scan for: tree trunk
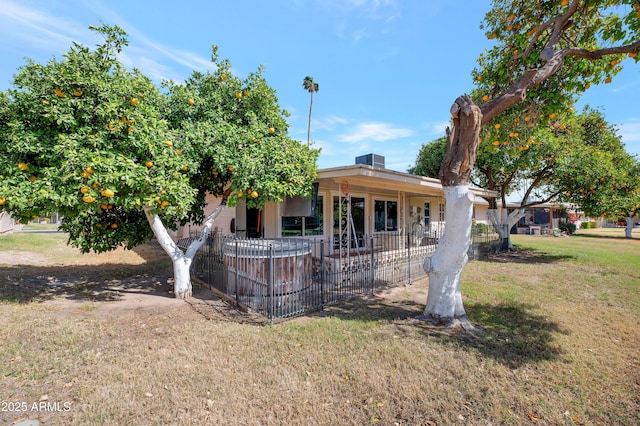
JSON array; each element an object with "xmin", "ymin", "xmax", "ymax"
[
  {"xmin": 144, "ymin": 202, "xmax": 226, "ymax": 299},
  {"xmin": 488, "ymin": 208, "xmax": 525, "ymax": 251},
  {"xmin": 417, "ymin": 186, "xmax": 475, "ymax": 328},
  {"xmin": 624, "ymin": 217, "xmax": 634, "ymax": 239},
  {"xmin": 417, "ymin": 95, "xmax": 481, "ymax": 330}
]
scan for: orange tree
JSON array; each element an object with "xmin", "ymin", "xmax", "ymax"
[
  {"xmin": 552, "ymin": 113, "xmax": 640, "ymax": 238},
  {"xmin": 0, "ymin": 25, "xmax": 319, "ymax": 298},
  {"xmin": 419, "ymin": 0, "xmax": 640, "ymax": 328}
]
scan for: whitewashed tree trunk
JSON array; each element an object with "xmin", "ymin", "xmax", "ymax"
[
  {"xmin": 144, "ymin": 203, "xmax": 226, "ymax": 299},
  {"xmin": 624, "ymin": 217, "xmax": 634, "ymax": 239},
  {"xmin": 488, "ymin": 208, "xmax": 525, "ymax": 250},
  {"xmin": 416, "ymin": 95, "xmax": 482, "ymax": 330},
  {"xmin": 417, "ymin": 186, "xmax": 475, "ymax": 329}
]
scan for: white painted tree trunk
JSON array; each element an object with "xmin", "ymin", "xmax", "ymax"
[
  {"xmin": 417, "ymin": 186, "xmax": 475, "ymax": 329},
  {"xmin": 144, "ymin": 204, "xmax": 226, "ymax": 299},
  {"xmin": 488, "ymin": 208, "xmax": 525, "ymax": 250},
  {"xmin": 624, "ymin": 217, "xmax": 634, "ymax": 239}
]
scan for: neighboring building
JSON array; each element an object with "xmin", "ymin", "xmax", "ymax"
[{"xmin": 171, "ymin": 154, "xmax": 497, "ymax": 242}]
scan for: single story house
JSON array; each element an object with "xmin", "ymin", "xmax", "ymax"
[{"xmin": 171, "ymin": 154, "xmax": 497, "ymax": 243}]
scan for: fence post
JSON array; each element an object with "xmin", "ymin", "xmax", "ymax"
[
  {"xmin": 234, "ymin": 238, "xmax": 239, "ymax": 303},
  {"xmin": 370, "ymin": 236, "xmax": 375, "ymax": 295},
  {"xmin": 407, "ymin": 232, "xmax": 411, "ymax": 285},
  {"xmin": 268, "ymin": 243, "xmax": 274, "ymax": 321},
  {"xmin": 320, "ymin": 239, "xmax": 325, "ymax": 309}
]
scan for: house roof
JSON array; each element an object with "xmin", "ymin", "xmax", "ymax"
[{"xmin": 317, "ymin": 164, "xmax": 497, "ymax": 200}]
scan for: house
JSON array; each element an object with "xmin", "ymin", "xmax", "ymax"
[
  {"xmin": 504, "ymin": 201, "xmax": 573, "ymax": 235},
  {"xmin": 172, "ymin": 154, "xmax": 497, "ymax": 242},
  {"xmin": 178, "ymin": 154, "xmax": 498, "ymax": 321}
]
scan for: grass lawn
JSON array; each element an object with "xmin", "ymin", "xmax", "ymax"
[{"xmin": 0, "ymin": 228, "xmax": 638, "ymax": 425}]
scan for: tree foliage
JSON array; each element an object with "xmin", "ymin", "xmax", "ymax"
[
  {"xmin": 0, "ymin": 25, "xmax": 319, "ymax": 255},
  {"xmin": 408, "ymin": 137, "xmax": 447, "ymax": 179}
]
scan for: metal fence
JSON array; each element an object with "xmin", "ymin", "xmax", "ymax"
[{"xmin": 183, "ymin": 226, "xmax": 501, "ymax": 322}]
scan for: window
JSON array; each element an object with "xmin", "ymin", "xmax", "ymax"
[
  {"xmin": 374, "ymin": 199, "xmax": 398, "ymax": 232},
  {"xmin": 439, "ymin": 203, "xmax": 445, "ymax": 222},
  {"xmin": 424, "ymin": 202, "xmax": 430, "ymax": 227},
  {"xmin": 281, "ymin": 196, "xmax": 323, "ymax": 236}
]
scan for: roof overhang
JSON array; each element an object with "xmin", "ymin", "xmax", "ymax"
[{"xmin": 317, "ymin": 165, "xmax": 497, "ymax": 200}]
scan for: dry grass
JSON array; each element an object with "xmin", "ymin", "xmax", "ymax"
[{"xmin": 1, "ymin": 227, "xmax": 639, "ymax": 425}]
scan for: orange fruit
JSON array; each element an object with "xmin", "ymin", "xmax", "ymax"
[
  {"xmin": 629, "ymin": 52, "xmax": 637, "ymax": 58},
  {"xmin": 80, "ymin": 186, "xmax": 90, "ymax": 194},
  {"xmin": 243, "ymin": 91, "xmax": 250, "ymax": 97},
  {"xmin": 18, "ymin": 162, "xmax": 28, "ymax": 171},
  {"xmin": 269, "ymin": 127, "xmax": 275, "ymax": 134},
  {"xmin": 82, "ymin": 195, "xmax": 96, "ymax": 203},
  {"xmin": 86, "ymin": 167, "xmax": 94, "ymax": 174},
  {"xmin": 0, "ymin": 197, "xmax": 5, "ymax": 205},
  {"xmin": 54, "ymin": 89, "xmax": 65, "ymax": 97},
  {"xmin": 188, "ymin": 98, "xmax": 195, "ymax": 105},
  {"xmin": 482, "ymin": 95, "xmax": 489, "ymax": 102},
  {"xmin": 130, "ymin": 98, "xmax": 139, "ymax": 106},
  {"xmin": 251, "ymin": 191, "xmax": 259, "ymax": 199},
  {"xmin": 111, "ymin": 223, "xmax": 118, "ymax": 229},
  {"xmin": 494, "ymin": 123, "xmax": 501, "ymax": 129},
  {"xmin": 41, "ymin": 99, "xmax": 49, "ymax": 105},
  {"xmin": 549, "ymin": 113, "xmax": 556, "ymax": 119},
  {"xmin": 561, "ymin": 0, "xmax": 568, "ymax": 6},
  {"xmin": 235, "ymin": 92, "xmax": 242, "ymax": 99},
  {"xmin": 145, "ymin": 160, "xmax": 153, "ymax": 168},
  {"xmin": 492, "ymin": 141, "xmax": 501, "ymax": 146},
  {"xmin": 101, "ymin": 189, "xmax": 115, "ymax": 197},
  {"xmin": 605, "ymin": 76, "xmax": 612, "ymax": 84},
  {"xmin": 28, "ymin": 176, "xmax": 37, "ymax": 182},
  {"xmin": 160, "ymin": 200, "xmax": 169, "ymax": 209},
  {"xmin": 237, "ymin": 192, "xmax": 244, "ymax": 197},
  {"xmin": 165, "ymin": 141, "xmax": 173, "ymax": 147},
  {"xmin": 73, "ymin": 90, "xmax": 83, "ymax": 97},
  {"xmin": 101, "ymin": 203, "xmax": 108, "ymax": 209}
]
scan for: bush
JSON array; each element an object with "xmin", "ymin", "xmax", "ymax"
[
  {"xmin": 560, "ymin": 222, "xmax": 577, "ymax": 235},
  {"xmin": 581, "ymin": 221, "xmax": 591, "ymax": 229},
  {"xmin": 473, "ymin": 222, "xmax": 487, "ymax": 235}
]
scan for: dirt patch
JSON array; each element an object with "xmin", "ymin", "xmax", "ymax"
[{"xmin": 0, "ymin": 250, "xmax": 47, "ymax": 265}]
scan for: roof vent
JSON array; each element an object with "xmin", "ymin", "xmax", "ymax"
[{"xmin": 355, "ymin": 153, "xmax": 385, "ymax": 169}]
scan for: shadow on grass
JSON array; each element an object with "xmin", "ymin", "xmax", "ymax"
[
  {"xmin": 0, "ymin": 261, "xmax": 173, "ymax": 304},
  {"xmin": 317, "ymin": 296, "xmax": 566, "ymax": 369},
  {"xmin": 484, "ymin": 247, "xmax": 575, "ymax": 264},
  {"xmin": 573, "ymin": 232, "xmax": 638, "ymax": 240}
]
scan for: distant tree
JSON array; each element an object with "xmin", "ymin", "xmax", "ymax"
[
  {"xmin": 0, "ymin": 25, "xmax": 319, "ymax": 299},
  {"xmin": 408, "ymin": 137, "xmax": 447, "ymax": 178},
  {"xmin": 419, "ymin": 0, "xmax": 640, "ymax": 329},
  {"xmin": 302, "ymin": 76, "xmax": 319, "ymax": 147}
]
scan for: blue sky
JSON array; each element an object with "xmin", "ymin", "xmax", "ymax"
[{"xmin": 1, "ymin": 0, "xmax": 639, "ymax": 172}]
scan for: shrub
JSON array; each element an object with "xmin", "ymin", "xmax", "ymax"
[
  {"xmin": 581, "ymin": 221, "xmax": 591, "ymax": 229},
  {"xmin": 560, "ymin": 222, "xmax": 577, "ymax": 235}
]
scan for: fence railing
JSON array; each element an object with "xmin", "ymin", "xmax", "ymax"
[{"xmin": 182, "ymin": 226, "xmax": 501, "ymax": 322}]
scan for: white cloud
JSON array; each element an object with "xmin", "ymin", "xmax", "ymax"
[
  {"xmin": 428, "ymin": 120, "xmax": 450, "ymax": 136},
  {"xmin": 338, "ymin": 121, "xmax": 413, "ymax": 143},
  {"xmin": 0, "ymin": 1, "xmax": 97, "ymax": 53},
  {"xmin": 313, "ymin": 114, "xmax": 350, "ymax": 131}
]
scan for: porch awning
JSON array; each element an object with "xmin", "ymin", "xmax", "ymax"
[{"xmin": 317, "ymin": 164, "xmax": 497, "ymax": 199}]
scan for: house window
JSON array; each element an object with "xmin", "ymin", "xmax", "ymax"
[
  {"xmin": 374, "ymin": 199, "xmax": 398, "ymax": 232},
  {"xmin": 424, "ymin": 202, "xmax": 430, "ymax": 227},
  {"xmin": 439, "ymin": 203, "xmax": 445, "ymax": 222},
  {"xmin": 281, "ymin": 196, "xmax": 323, "ymax": 236}
]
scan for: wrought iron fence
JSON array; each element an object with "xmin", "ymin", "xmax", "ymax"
[{"xmin": 182, "ymin": 225, "xmax": 500, "ymax": 322}]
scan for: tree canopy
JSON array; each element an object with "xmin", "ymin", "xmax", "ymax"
[{"xmin": 0, "ymin": 24, "xmax": 319, "ymax": 256}]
